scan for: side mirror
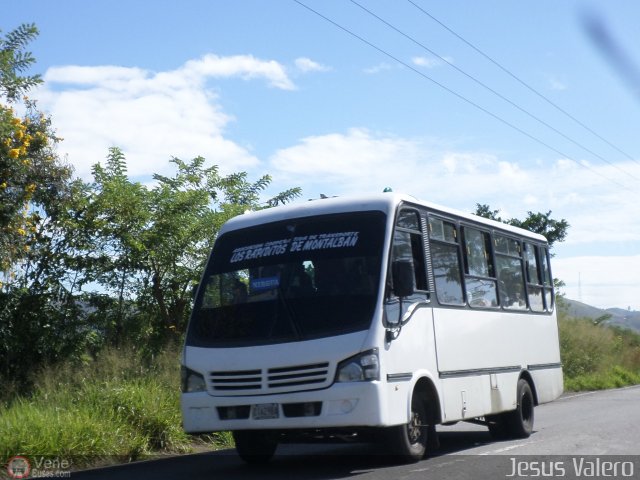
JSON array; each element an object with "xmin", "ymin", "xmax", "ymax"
[{"xmin": 392, "ymin": 259, "xmax": 415, "ymax": 298}]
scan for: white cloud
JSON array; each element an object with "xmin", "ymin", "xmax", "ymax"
[
  {"xmin": 182, "ymin": 54, "xmax": 295, "ymax": 90},
  {"xmin": 412, "ymin": 55, "xmax": 452, "ymax": 68},
  {"xmin": 38, "ymin": 54, "xmax": 297, "ymax": 178},
  {"xmin": 45, "ymin": 65, "xmax": 148, "ymax": 86},
  {"xmin": 269, "ymin": 128, "xmax": 430, "ymax": 195},
  {"xmin": 294, "ymin": 57, "xmax": 331, "ymax": 73},
  {"xmin": 546, "ymin": 74, "xmax": 568, "ymax": 91},
  {"xmin": 412, "ymin": 56, "xmax": 441, "ymax": 68},
  {"xmin": 363, "ymin": 62, "xmax": 393, "ymax": 74}
]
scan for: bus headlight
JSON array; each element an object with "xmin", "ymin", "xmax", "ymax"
[
  {"xmin": 181, "ymin": 366, "xmax": 206, "ymax": 393},
  {"xmin": 336, "ymin": 349, "xmax": 379, "ymax": 382}
]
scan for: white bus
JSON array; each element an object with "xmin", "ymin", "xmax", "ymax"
[{"xmin": 181, "ymin": 193, "xmax": 563, "ymax": 463}]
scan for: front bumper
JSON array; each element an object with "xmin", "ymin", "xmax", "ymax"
[{"xmin": 181, "ymin": 381, "xmax": 386, "ymax": 433}]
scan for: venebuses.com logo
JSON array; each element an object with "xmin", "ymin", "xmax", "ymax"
[
  {"xmin": 6, "ymin": 456, "xmax": 30, "ymax": 479},
  {"xmin": 5, "ymin": 455, "xmax": 71, "ymax": 479}
]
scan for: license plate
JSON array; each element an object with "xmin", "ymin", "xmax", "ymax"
[{"xmin": 252, "ymin": 403, "xmax": 279, "ymax": 420}]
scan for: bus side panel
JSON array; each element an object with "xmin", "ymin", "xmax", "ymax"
[
  {"xmin": 530, "ymin": 367, "xmax": 564, "ymax": 404},
  {"xmin": 432, "ymin": 307, "xmax": 562, "ymax": 420},
  {"xmin": 439, "ymin": 373, "xmax": 520, "ymax": 422},
  {"xmin": 433, "ymin": 309, "xmax": 561, "ymax": 373}
]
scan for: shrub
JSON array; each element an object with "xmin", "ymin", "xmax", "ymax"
[{"xmin": 559, "ymin": 312, "xmax": 640, "ymax": 391}]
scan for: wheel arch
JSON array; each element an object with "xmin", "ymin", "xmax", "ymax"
[
  {"xmin": 411, "ymin": 374, "xmax": 443, "ymax": 425},
  {"xmin": 519, "ymin": 370, "xmax": 539, "ymax": 406}
]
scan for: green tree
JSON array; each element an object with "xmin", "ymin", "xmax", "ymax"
[
  {"xmin": 1, "ymin": 25, "xmax": 89, "ymax": 386},
  {"xmin": 0, "ymin": 24, "xmax": 71, "ymax": 274},
  {"xmin": 79, "ymin": 148, "xmax": 301, "ymax": 345},
  {"xmin": 1, "ymin": 100, "xmax": 73, "ymax": 273},
  {"xmin": 474, "ymin": 204, "xmax": 569, "ymax": 249},
  {"xmin": 0, "ymin": 23, "xmax": 41, "ymax": 103}
]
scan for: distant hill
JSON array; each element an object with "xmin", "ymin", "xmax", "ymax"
[{"xmin": 561, "ymin": 298, "xmax": 640, "ymax": 334}]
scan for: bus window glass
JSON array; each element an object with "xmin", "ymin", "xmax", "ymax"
[
  {"xmin": 429, "ymin": 218, "xmax": 456, "ymax": 243},
  {"xmin": 544, "ymin": 290, "xmax": 553, "ymax": 311},
  {"xmin": 431, "ymin": 243, "xmax": 464, "ymax": 305},
  {"xmin": 524, "ymin": 243, "xmax": 540, "ymax": 284},
  {"xmin": 529, "ymin": 286, "xmax": 544, "ymax": 312},
  {"xmin": 397, "ymin": 210, "xmax": 421, "ymax": 230},
  {"xmin": 464, "ymin": 228, "xmax": 491, "ymax": 277},
  {"xmin": 540, "ymin": 247, "xmax": 554, "ymax": 310},
  {"xmin": 524, "ymin": 243, "xmax": 546, "ymax": 312},
  {"xmin": 187, "ymin": 211, "xmax": 386, "ymax": 347},
  {"xmin": 541, "ymin": 249, "xmax": 552, "ymax": 286},
  {"xmin": 463, "ymin": 227, "xmax": 497, "ymax": 308},
  {"xmin": 496, "ymin": 256, "xmax": 526, "ymax": 309},
  {"xmin": 466, "ymin": 277, "xmax": 498, "ymax": 307},
  {"xmin": 202, "ymin": 270, "xmax": 251, "ymax": 308},
  {"xmin": 393, "ymin": 230, "xmax": 427, "ymax": 292},
  {"xmin": 430, "ymin": 227, "xmax": 464, "ymax": 305},
  {"xmin": 495, "ymin": 236, "xmax": 520, "ymax": 256}
]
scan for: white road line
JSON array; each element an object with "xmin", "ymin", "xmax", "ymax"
[{"xmin": 478, "ymin": 442, "xmax": 532, "ymax": 455}]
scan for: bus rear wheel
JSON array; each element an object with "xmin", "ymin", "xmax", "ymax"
[
  {"xmin": 505, "ymin": 378, "xmax": 534, "ymax": 438},
  {"xmin": 232, "ymin": 430, "xmax": 278, "ymax": 464},
  {"xmin": 384, "ymin": 395, "xmax": 429, "ymax": 462}
]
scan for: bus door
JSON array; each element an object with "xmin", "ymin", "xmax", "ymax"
[{"xmin": 383, "ymin": 208, "xmax": 437, "ymax": 405}]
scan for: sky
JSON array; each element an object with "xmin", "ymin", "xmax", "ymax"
[{"xmin": 3, "ymin": 0, "xmax": 640, "ymax": 310}]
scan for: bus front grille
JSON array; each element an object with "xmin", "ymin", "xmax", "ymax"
[{"xmin": 209, "ymin": 362, "xmax": 331, "ymax": 395}]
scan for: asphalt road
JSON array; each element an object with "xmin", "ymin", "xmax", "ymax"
[{"xmin": 73, "ymin": 386, "xmax": 640, "ymax": 480}]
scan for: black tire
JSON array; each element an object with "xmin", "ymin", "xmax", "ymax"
[
  {"xmin": 504, "ymin": 378, "xmax": 535, "ymax": 438},
  {"xmin": 384, "ymin": 394, "xmax": 429, "ymax": 462},
  {"xmin": 232, "ymin": 430, "xmax": 278, "ymax": 465}
]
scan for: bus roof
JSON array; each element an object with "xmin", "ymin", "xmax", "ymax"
[{"xmin": 220, "ymin": 193, "xmax": 548, "ymax": 243}]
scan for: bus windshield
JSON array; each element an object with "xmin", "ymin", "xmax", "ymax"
[{"xmin": 186, "ymin": 211, "xmax": 386, "ymax": 347}]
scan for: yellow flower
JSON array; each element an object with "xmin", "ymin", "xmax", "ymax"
[
  {"xmin": 8, "ymin": 148, "xmax": 20, "ymax": 159},
  {"xmin": 26, "ymin": 184, "xmax": 36, "ymax": 194},
  {"xmin": 17, "ymin": 228, "xmax": 26, "ymax": 236},
  {"xmin": 0, "ymin": 182, "xmax": 6, "ymax": 189}
]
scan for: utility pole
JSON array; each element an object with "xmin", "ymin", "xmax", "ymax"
[{"xmin": 578, "ymin": 272, "xmax": 583, "ymax": 303}]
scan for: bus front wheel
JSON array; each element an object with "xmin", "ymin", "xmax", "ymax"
[
  {"xmin": 384, "ymin": 394, "xmax": 429, "ymax": 462},
  {"xmin": 232, "ymin": 430, "xmax": 278, "ymax": 464}
]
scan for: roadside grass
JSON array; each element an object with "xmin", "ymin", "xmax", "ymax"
[
  {"xmin": 558, "ymin": 310, "xmax": 640, "ymax": 391},
  {"xmin": 0, "ymin": 343, "xmax": 222, "ymax": 467}
]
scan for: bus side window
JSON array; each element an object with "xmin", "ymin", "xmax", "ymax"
[
  {"xmin": 391, "ymin": 210, "xmax": 427, "ymax": 295},
  {"xmin": 429, "ymin": 217, "xmax": 464, "ymax": 305},
  {"xmin": 462, "ymin": 227, "xmax": 498, "ymax": 308},
  {"xmin": 495, "ymin": 235, "xmax": 526, "ymax": 310},
  {"xmin": 524, "ymin": 243, "xmax": 544, "ymax": 312},
  {"xmin": 540, "ymin": 247, "xmax": 555, "ymax": 311}
]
